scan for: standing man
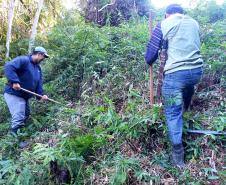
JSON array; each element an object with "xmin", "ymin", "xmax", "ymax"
[
  {"xmin": 145, "ymin": 4, "xmax": 203, "ymax": 167},
  {"xmin": 4, "ymin": 46, "xmax": 49, "ymax": 134}
]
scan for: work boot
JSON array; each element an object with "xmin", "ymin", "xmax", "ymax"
[
  {"xmin": 10, "ymin": 126, "xmax": 29, "ymax": 148},
  {"xmin": 10, "ymin": 125, "xmax": 25, "ymax": 135},
  {"xmin": 11, "ymin": 127, "xmax": 20, "ymax": 136},
  {"xmin": 171, "ymin": 144, "xmax": 185, "ymax": 168},
  {"xmin": 11, "ymin": 128, "xmax": 18, "ymax": 136}
]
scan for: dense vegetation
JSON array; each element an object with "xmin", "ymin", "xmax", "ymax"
[{"xmin": 0, "ymin": 0, "xmax": 225, "ymax": 184}]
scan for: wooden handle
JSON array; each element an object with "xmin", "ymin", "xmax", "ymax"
[
  {"xmin": 149, "ymin": 66, "xmax": 154, "ymax": 105},
  {"xmin": 149, "ymin": 11, "xmax": 154, "ymax": 106},
  {"xmin": 20, "ymin": 87, "xmax": 62, "ymax": 105},
  {"xmin": 20, "ymin": 87, "xmax": 43, "ymax": 98}
]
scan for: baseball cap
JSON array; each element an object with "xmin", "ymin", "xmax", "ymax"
[{"xmin": 34, "ymin": 46, "xmax": 49, "ymax": 58}]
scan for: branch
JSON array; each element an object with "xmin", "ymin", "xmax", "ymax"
[
  {"xmin": 19, "ymin": 0, "xmax": 32, "ymax": 15},
  {"xmin": 98, "ymin": 0, "xmax": 116, "ymax": 12},
  {"xmin": 49, "ymin": 0, "xmax": 62, "ymax": 19}
]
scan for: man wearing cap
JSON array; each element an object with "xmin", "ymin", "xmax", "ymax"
[
  {"xmin": 4, "ymin": 46, "xmax": 49, "ymax": 134},
  {"xmin": 145, "ymin": 4, "xmax": 203, "ymax": 167}
]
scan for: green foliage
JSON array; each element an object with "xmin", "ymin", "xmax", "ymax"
[
  {"xmin": 190, "ymin": 2, "xmax": 226, "ymax": 87},
  {"xmin": 107, "ymin": 153, "xmax": 160, "ymax": 184},
  {"xmin": 206, "ymin": 1, "xmax": 226, "ymax": 23},
  {"xmin": 0, "ymin": 78, "xmax": 10, "ymax": 125},
  {"xmin": 0, "ymin": 1, "xmax": 225, "ymax": 184},
  {"xmin": 42, "ymin": 13, "xmax": 148, "ymax": 100},
  {"xmin": 190, "ymin": 1, "xmax": 226, "ymax": 23},
  {"xmin": 212, "ymin": 111, "xmax": 225, "ymax": 132},
  {"xmin": 62, "ymin": 133, "xmax": 107, "ymax": 159},
  {"xmin": 82, "ymin": 0, "xmax": 151, "ymax": 26},
  {"xmin": 9, "ymin": 38, "xmax": 29, "ymax": 57},
  {"xmin": 0, "ymin": 0, "xmax": 65, "ymax": 60},
  {"xmin": 109, "ymin": 154, "xmax": 140, "ymax": 185}
]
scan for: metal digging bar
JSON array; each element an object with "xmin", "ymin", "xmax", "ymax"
[{"xmin": 187, "ymin": 129, "xmax": 226, "ymax": 136}]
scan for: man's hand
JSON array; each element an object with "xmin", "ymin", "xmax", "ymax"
[
  {"xmin": 41, "ymin": 95, "xmax": 48, "ymax": 101},
  {"xmin": 160, "ymin": 51, "xmax": 168, "ymax": 61},
  {"xmin": 12, "ymin": 83, "xmax": 21, "ymax": 90}
]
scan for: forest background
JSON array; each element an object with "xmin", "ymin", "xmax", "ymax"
[{"xmin": 0, "ymin": 0, "xmax": 225, "ymax": 184}]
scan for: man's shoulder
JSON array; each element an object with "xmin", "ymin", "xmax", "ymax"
[
  {"xmin": 161, "ymin": 14, "xmax": 199, "ymax": 31},
  {"xmin": 15, "ymin": 55, "xmax": 29, "ymax": 61},
  {"xmin": 161, "ymin": 14, "xmax": 182, "ymax": 25},
  {"xmin": 12, "ymin": 55, "xmax": 30, "ymax": 63}
]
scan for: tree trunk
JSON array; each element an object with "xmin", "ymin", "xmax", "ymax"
[
  {"xmin": 6, "ymin": 0, "xmax": 16, "ymax": 58},
  {"xmin": 28, "ymin": 0, "xmax": 44, "ymax": 53}
]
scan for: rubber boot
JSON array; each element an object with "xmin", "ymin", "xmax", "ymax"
[
  {"xmin": 10, "ymin": 126, "xmax": 29, "ymax": 148},
  {"xmin": 11, "ymin": 126, "xmax": 23, "ymax": 135},
  {"xmin": 171, "ymin": 144, "xmax": 185, "ymax": 168}
]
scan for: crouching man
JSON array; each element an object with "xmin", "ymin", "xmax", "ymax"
[{"xmin": 4, "ymin": 47, "xmax": 49, "ymax": 134}]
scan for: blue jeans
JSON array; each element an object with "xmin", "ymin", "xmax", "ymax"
[
  {"xmin": 162, "ymin": 68, "xmax": 202, "ymax": 145},
  {"xmin": 4, "ymin": 93, "xmax": 30, "ymax": 129}
]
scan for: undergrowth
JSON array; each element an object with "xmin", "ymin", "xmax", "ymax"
[{"xmin": 0, "ymin": 11, "xmax": 225, "ymax": 185}]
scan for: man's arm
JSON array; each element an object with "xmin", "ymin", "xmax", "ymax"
[
  {"xmin": 4, "ymin": 56, "xmax": 27, "ymax": 84},
  {"xmin": 145, "ymin": 22, "xmax": 163, "ymax": 65}
]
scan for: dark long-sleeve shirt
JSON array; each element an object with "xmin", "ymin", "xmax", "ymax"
[
  {"xmin": 4, "ymin": 55, "xmax": 43, "ymax": 100},
  {"xmin": 145, "ymin": 23, "xmax": 163, "ymax": 65}
]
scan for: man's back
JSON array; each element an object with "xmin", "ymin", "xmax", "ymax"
[
  {"xmin": 4, "ymin": 55, "xmax": 43, "ymax": 99},
  {"xmin": 161, "ymin": 14, "xmax": 203, "ymax": 74}
]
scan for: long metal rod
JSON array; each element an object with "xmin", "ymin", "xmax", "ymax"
[
  {"xmin": 187, "ymin": 129, "xmax": 226, "ymax": 136},
  {"xmin": 20, "ymin": 87, "xmax": 62, "ymax": 105}
]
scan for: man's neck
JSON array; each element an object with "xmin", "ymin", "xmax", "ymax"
[{"xmin": 31, "ymin": 55, "xmax": 37, "ymax": 64}]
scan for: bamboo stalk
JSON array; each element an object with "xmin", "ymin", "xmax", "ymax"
[{"xmin": 149, "ymin": 11, "xmax": 154, "ymax": 106}]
